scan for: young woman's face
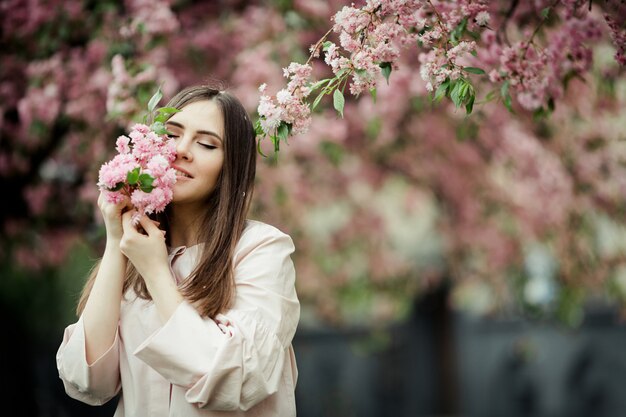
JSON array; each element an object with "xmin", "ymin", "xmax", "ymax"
[{"xmin": 166, "ymin": 99, "xmax": 225, "ymax": 207}]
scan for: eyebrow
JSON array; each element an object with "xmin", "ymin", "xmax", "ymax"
[{"xmin": 166, "ymin": 121, "xmax": 223, "ymax": 142}]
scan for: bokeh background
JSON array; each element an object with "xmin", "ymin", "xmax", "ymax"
[{"xmin": 2, "ymin": 0, "xmax": 626, "ymax": 416}]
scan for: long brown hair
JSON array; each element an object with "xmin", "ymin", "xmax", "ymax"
[{"xmin": 77, "ymin": 85, "xmax": 257, "ymax": 318}]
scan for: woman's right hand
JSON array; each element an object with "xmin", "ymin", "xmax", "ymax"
[{"xmin": 98, "ymin": 191, "xmax": 132, "ymax": 243}]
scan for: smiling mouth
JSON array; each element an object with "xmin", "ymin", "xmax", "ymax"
[{"xmin": 174, "ymin": 169, "xmax": 192, "ymax": 178}]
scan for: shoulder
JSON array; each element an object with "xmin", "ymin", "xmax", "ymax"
[
  {"xmin": 242, "ymin": 219, "xmax": 293, "ymax": 244},
  {"xmin": 234, "ymin": 220, "xmax": 295, "ymax": 266}
]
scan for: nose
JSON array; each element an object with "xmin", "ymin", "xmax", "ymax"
[{"xmin": 175, "ymin": 136, "xmax": 193, "ymax": 161}]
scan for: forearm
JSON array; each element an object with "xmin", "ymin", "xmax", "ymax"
[
  {"xmin": 142, "ymin": 265, "xmax": 184, "ymax": 324},
  {"xmin": 82, "ymin": 241, "xmax": 126, "ymax": 364}
]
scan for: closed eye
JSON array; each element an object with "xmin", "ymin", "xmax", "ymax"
[
  {"xmin": 166, "ymin": 134, "xmax": 179, "ymax": 139},
  {"xmin": 199, "ymin": 143, "xmax": 217, "ymax": 150}
]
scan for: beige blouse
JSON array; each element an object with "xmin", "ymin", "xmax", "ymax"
[{"xmin": 56, "ymin": 220, "xmax": 300, "ymax": 417}]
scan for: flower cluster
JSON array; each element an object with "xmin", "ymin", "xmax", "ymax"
[
  {"xmin": 419, "ymin": 41, "xmax": 476, "ymax": 92},
  {"xmin": 256, "ymin": 63, "xmax": 313, "ymax": 151},
  {"xmin": 98, "ymin": 123, "xmax": 177, "ymax": 220},
  {"xmin": 489, "ymin": 14, "xmax": 602, "ymax": 112}
]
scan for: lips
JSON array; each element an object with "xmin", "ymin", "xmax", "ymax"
[{"xmin": 172, "ymin": 164, "xmax": 193, "ymax": 178}]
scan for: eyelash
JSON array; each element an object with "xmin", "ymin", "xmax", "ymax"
[{"xmin": 167, "ymin": 135, "xmax": 217, "ymax": 150}]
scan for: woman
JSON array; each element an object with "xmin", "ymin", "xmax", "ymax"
[{"xmin": 56, "ymin": 86, "xmax": 300, "ymax": 416}]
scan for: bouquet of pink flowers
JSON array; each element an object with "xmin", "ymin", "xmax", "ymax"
[{"xmin": 98, "ymin": 88, "xmax": 178, "ymax": 221}]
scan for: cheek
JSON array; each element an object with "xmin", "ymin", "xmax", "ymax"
[{"xmin": 203, "ymin": 156, "xmax": 224, "ymax": 185}]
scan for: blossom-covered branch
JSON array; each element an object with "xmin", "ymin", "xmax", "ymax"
[{"xmin": 256, "ymin": 0, "xmax": 625, "ymax": 153}]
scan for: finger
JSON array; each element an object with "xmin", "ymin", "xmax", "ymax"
[
  {"xmin": 115, "ymin": 195, "xmax": 132, "ymax": 211},
  {"xmin": 124, "ymin": 197, "xmax": 133, "ymax": 209},
  {"xmin": 137, "ymin": 215, "xmax": 162, "ymax": 236},
  {"xmin": 121, "ymin": 210, "xmax": 138, "ymax": 234}
]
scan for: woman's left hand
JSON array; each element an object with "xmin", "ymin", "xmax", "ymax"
[{"xmin": 120, "ymin": 210, "xmax": 170, "ymax": 281}]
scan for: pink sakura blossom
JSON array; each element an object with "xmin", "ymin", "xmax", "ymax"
[
  {"xmin": 131, "ymin": 187, "xmax": 172, "ymax": 215},
  {"xmin": 491, "ymin": 14, "xmax": 603, "ymax": 111},
  {"xmin": 17, "ymin": 83, "xmax": 61, "ymax": 130},
  {"xmin": 284, "ymin": 62, "xmax": 313, "ymax": 98},
  {"xmin": 116, "ymin": 135, "xmax": 131, "ymax": 154},
  {"xmin": 122, "ymin": 0, "xmax": 179, "ymax": 37},
  {"xmin": 475, "ymin": 11, "xmax": 490, "ymax": 26},
  {"xmin": 98, "ymin": 153, "xmax": 137, "ymax": 189},
  {"xmin": 257, "ymin": 63, "xmax": 314, "ymax": 137},
  {"xmin": 332, "ymin": 5, "xmax": 369, "ymax": 35},
  {"xmin": 98, "ymin": 123, "xmax": 177, "ymax": 218},
  {"xmin": 446, "ymin": 41, "xmax": 476, "ymax": 61},
  {"xmin": 419, "ymin": 49, "xmax": 450, "ymax": 92}
]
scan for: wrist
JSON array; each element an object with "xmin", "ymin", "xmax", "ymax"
[
  {"xmin": 104, "ymin": 239, "xmax": 125, "ymax": 256},
  {"xmin": 141, "ymin": 263, "xmax": 172, "ymax": 283}
]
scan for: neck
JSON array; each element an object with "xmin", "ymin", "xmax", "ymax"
[{"xmin": 167, "ymin": 203, "xmax": 205, "ymax": 248}]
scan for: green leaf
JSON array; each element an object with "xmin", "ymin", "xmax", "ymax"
[
  {"xmin": 151, "ymin": 121, "xmax": 167, "ymax": 135},
  {"xmin": 333, "ymin": 89, "xmax": 345, "ymax": 118},
  {"xmin": 322, "ymin": 41, "xmax": 333, "ymax": 51},
  {"xmin": 147, "ymin": 87, "xmax": 163, "ymax": 113},
  {"xmin": 379, "ymin": 62, "xmax": 392, "ymax": 84},
  {"xmin": 500, "ymin": 80, "xmax": 509, "ymax": 98},
  {"xmin": 463, "ymin": 66, "xmax": 486, "ymax": 75},
  {"xmin": 500, "ymin": 80, "xmax": 514, "ymax": 113},
  {"xmin": 370, "ymin": 88, "xmax": 377, "ymax": 103},
  {"xmin": 450, "ymin": 17, "xmax": 468, "ymax": 43},
  {"xmin": 540, "ymin": 7, "xmax": 551, "ymax": 20},
  {"xmin": 127, "ymin": 167, "xmax": 140, "ymax": 185},
  {"xmin": 484, "ymin": 89, "xmax": 497, "ymax": 102},
  {"xmin": 271, "ymin": 135, "xmax": 280, "ymax": 153},
  {"xmin": 312, "ymin": 91, "xmax": 326, "ymax": 110},
  {"xmin": 310, "ymin": 78, "xmax": 330, "ymax": 92},
  {"xmin": 277, "ymin": 122, "xmax": 290, "ymax": 142},
  {"xmin": 256, "ymin": 137, "xmax": 268, "ymax": 158},
  {"xmin": 434, "ymin": 80, "xmax": 450, "ymax": 102},
  {"xmin": 155, "ymin": 107, "xmax": 180, "ymax": 122},
  {"xmin": 335, "ymin": 68, "xmax": 350, "ymax": 78},
  {"xmin": 449, "ymin": 80, "xmax": 464, "ymax": 108},
  {"xmin": 254, "ymin": 119, "xmax": 265, "ymax": 136},
  {"xmin": 503, "ymin": 94, "xmax": 513, "ymax": 113},
  {"xmin": 465, "ymin": 93, "xmax": 475, "ymax": 114},
  {"xmin": 140, "ymin": 184, "xmax": 155, "ymax": 193},
  {"xmin": 459, "ymin": 81, "xmax": 470, "ymax": 99},
  {"xmin": 157, "ymin": 106, "xmax": 179, "ymax": 115},
  {"xmin": 138, "ymin": 173, "xmax": 154, "ymax": 187},
  {"xmin": 110, "ymin": 181, "xmax": 125, "ymax": 192},
  {"xmin": 466, "ymin": 30, "xmax": 480, "ymax": 41}
]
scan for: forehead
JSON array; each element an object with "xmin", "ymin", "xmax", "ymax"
[{"xmin": 168, "ymin": 99, "xmax": 224, "ymax": 136}]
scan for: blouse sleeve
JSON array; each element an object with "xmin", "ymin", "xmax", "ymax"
[
  {"xmin": 55, "ymin": 315, "xmax": 122, "ymax": 405},
  {"xmin": 133, "ymin": 223, "xmax": 300, "ymax": 411}
]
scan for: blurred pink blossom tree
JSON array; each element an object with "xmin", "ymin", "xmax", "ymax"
[{"xmin": 1, "ymin": 0, "xmax": 626, "ymax": 326}]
